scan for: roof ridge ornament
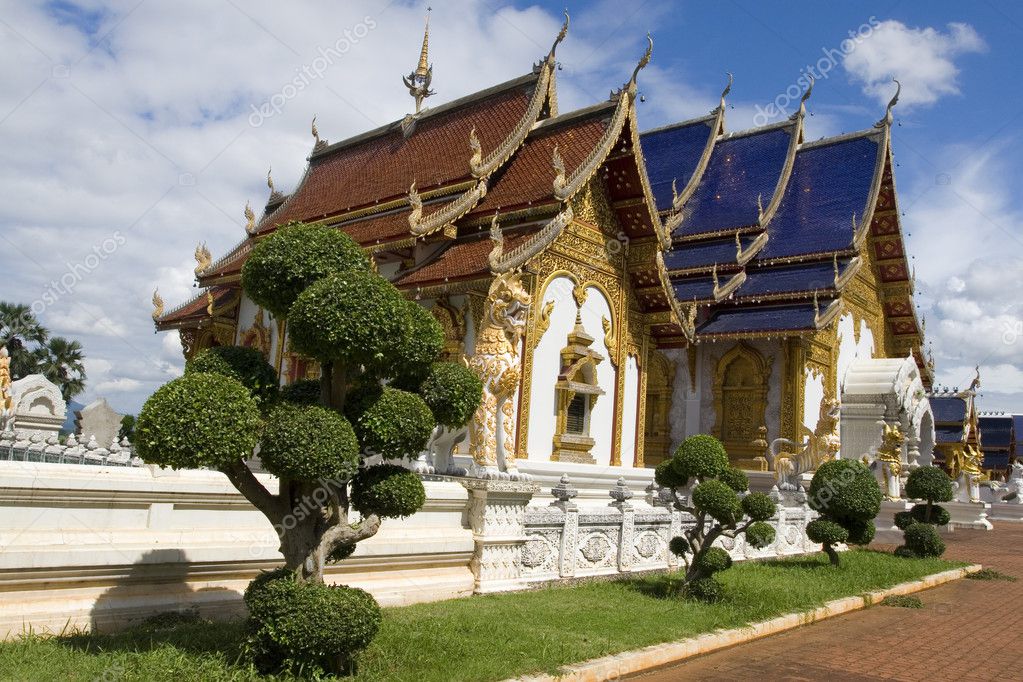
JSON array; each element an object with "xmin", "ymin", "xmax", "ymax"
[
  {"xmin": 244, "ymin": 201, "xmax": 256, "ymax": 234},
  {"xmin": 790, "ymin": 75, "xmax": 813, "ymax": 120},
  {"xmin": 311, "ymin": 115, "xmax": 327, "ymax": 150},
  {"xmin": 407, "ymin": 181, "xmax": 422, "ymax": 225},
  {"xmin": 551, "ymin": 145, "xmax": 567, "ymax": 194},
  {"xmin": 468, "ymin": 126, "xmax": 482, "ymax": 174},
  {"xmin": 876, "ymin": 78, "xmax": 901, "ymax": 128},
  {"xmin": 547, "ymin": 9, "xmax": 569, "ymax": 62},
  {"xmin": 626, "ymin": 33, "xmax": 653, "ymax": 95},
  {"xmin": 403, "ymin": 8, "xmax": 436, "ymax": 114},
  {"xmin": 194, "ymin": 242, "xmax": 212, "ymax": 276},
  {"xmin": 716, "ymin": 71, "xmax": 733, "ymax": 112},
  {"xmin": 151, "ymin": 289, "xmax": 164, "ymax": 322}
]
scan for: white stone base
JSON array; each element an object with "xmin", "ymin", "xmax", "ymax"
[
  {"xmin": 987, "ymin": 503, "xmax": 1023, "ymax": 523},
  {"xmin": 946, "ymin": 500, "xmax": 993, "ymax": 530}
]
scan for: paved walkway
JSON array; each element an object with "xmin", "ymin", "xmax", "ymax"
[{"xmin": 633, "ymin": 523, "xmax": 1023, "ymax": 682}]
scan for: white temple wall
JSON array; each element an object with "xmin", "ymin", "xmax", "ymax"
[
  {"xmin": 526, "ymin": 276, "xmax": 576, "ymax": 462},
  {"xmin": 836, "ymin": 313, "xmax": 876, "ymax": 396},
  {"xmin": 661, "ymin": 348, "xmax": 691, "ymax": 453},
  {"xmin": 803, "ymin": 368, "xmax": 826, "ymax": 433},
  {"xmin": 697, "ymin": 340, "xmax": 784, "ymax": 445},
  {"xmin": 620, "ymin": 355, "xmax": 639, "ymax": 465},
  {"xmin": 578, "ymin": 287, "xmax": 615, "ymax": 466}
]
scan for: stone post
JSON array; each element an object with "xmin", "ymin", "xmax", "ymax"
[
  {"xmin": 609, "ymin": 477, "xmax": 634, "ymax": 573},
  {"xmin": 461, "ymin": 478, "xmax": 540, "ymax": 593},
  {"xmin": 550, "ymin": 474, "xmax": 579, "ymax": 578}
]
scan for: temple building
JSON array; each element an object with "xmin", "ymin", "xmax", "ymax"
[
  {"xmin": 928, "ymin": 376, "xmax": 982, "ymax": 477},
  {"xmin": 154, "ymin": 16, "xmax": 931, "ymax": 476},
  {"xmin": 978, "ymin": 413, "xmax": 1015, "ymax": 478}
]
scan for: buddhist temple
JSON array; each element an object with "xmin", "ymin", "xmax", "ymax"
[
  {"xmin": 155, "ymin": 15, "xmax": 931, "ymax": 477},
  {"xmin": 928, "ymin": 374, "xmax": 982, "ymax": 477}
]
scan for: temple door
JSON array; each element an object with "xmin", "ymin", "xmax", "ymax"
[
  {"xmin": 712, "ymin": 343, "xmax": 770, "ymax": 467},
  {"xmin": 643, "ymin": 350, "xmax": 674, "ymax": 467}
]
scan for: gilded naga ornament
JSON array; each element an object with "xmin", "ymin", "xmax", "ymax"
[
  {"xmin": 467, "ymin": 271, "xmax": 531, "ymax": 479},
  {"xmin": 769, "ymin": 398, "xmax": 841, "ymax": 491},
  {"xmin": 874, "ymin": 422, "xmax": 905, "ymax": 501}
]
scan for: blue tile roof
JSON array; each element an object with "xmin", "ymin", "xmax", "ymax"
[
  {"xmin": 979, "ymin": 416, "xmax": 1013, "ymax": 448},
  {"xmin": 930, "ymin": 396, "xmax": 968, "ymax": 424},
  {"xmin": 697, "ymin": 301, "xmax": 822, "ymax": 336},
  {"xmin": 983, "ymin": 451, "xmax": 1010, "ymax": 470},
  {"xmin": 935, "ymin": 425, "xmax": 964, "ymax": 444},
  {"xmin": 640, "ymin": 118, "xmax": 715, "ymax": 212},
  {"xmin": 759, "ymin": 133, "xmax": 880, "ymax": 259},
  {"xmin": 672, "ymin": 277, "xmax": 715, "ymax": 302},
  {"xmin": 664, "ymin": 235, "xmax": 758, "ymax": 271},
  {"xmin": 676, "ymin": 126, "xmax": 792, "ymax": 237},
  {"xmin": 1014, "ymin": 415, "xmax": 1023, "ymax": 457},
  {"xmin": 738, "ymin": 260, "xmax": 842, "ymax": 298}
]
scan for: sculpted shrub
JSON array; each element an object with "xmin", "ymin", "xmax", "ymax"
[
  {"xmin": 895, "ymin": 466, "xmax": 953, "ymax": 558},
  {"xmin": 807, "ymin": 459, "xmax": 882, "ymax": 565},
  {"xmin": 662, "ymin": 434, "xmax": 777, "ymax": 600},
  {"xmin": 138, "ymin": 223, "xmax": 483, "ymax": 673}
]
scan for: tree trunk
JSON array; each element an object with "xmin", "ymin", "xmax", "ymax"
[{"xmin": 823, "ymin": 542, "xmax": 840, "ymax": 566}]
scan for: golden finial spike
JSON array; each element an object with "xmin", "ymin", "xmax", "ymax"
[
  {"xmin": 801, "ymin": 75, "xmax": 814, "ymax": 104},
  {"xmin": 879, "ymin": 78, "xmax": 901, "ymax": 127},
  {"xmin": 151, "ymin": 289, "xmax": 164, "ymax": 322},
  {"xmin": 721, "ymin": 71, "xmax": 733, "ymax": 100},
  {"xmin": 628, "ymin": 33, "xmax": 653, "ymax": 89},
  {"xmin": 311, "ymin": 115, "xmax": 320, "ymax": 144},
  {"xmin": 267, "ymin": 165, "xmax": 275, "ymax": 194},
  {"xmin": 244, "ymin": 201, "xmax": 256, "ymax": 234},
  {"xmin": 417, "ymin": 9, "xmax": 431, "ymax": 78}
]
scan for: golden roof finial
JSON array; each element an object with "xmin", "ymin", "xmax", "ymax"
[
  {"xmin": 417, "ymin": 8, "xmax": 431, "ymax": 78},
  {"xmin": 194, "ymin": 242, "xmax": 212, "ymax": 276},
  {"xmin": 267, "ymin": 165, "xmax": 275, "ymax": 194},
  {"xmin": 877, "ymin": 78, "xmax": 901, "ymax": 128},
  {"xmin": 151, "ymin": 289, "xmax": 164, "ymax": 322},
  {"xmin": 627, "ymin": 33, "xmax": 653, "ymax": 92},
  {"xmin": 311, "ymin": 115, "xmax": 321, "ymax": 145},
  {"xmin": 402, "ymin": 8, "xmax": 436, "ymax": 115},
  {"xmin": 244, "ymin": 201, "xmax": 256, "ymax": 234},
  {"xmin": 547, "ymin": 9, "xmax": 569, "ymax": 61}
]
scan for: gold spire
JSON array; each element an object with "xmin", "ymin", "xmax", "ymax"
[
  {"xmin": 402, "ymin": 8, "xmax": 435, "ymax": 114},
  {"xmin": 416, "ymin": 10, "xmax": 430, "ymax": 78}
]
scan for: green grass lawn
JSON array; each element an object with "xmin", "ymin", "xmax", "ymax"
[{"xmin": 0, "ymin": 550, "xmax": 964, "ymax": 682}]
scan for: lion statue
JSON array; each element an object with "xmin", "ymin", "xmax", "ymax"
[
  {"xmin": 769, "ymin": 398, "xmax": 841, "ymax": 491},
  {"xmin": 1001, "ymin": 461, "xmax": 1023, "ymax": 504},
  {"xmin": 467, "ymin": 271, "xmax": 531, "ymax": 479}
]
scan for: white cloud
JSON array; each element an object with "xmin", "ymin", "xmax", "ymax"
[
  {"xmin": 94, "ymin": 377, "xmax": 141, "ymax": 393},
  {"xmin": 843, "ymin": 20, "xmax": 986, "ymax": 108}
]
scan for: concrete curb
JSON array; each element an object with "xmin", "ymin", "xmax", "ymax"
[{"xmin": 513, "ymin": 564, "xmax": 982, "ymax": 682}]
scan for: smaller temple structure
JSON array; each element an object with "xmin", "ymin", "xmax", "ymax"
[
  {"xmin": 978, "ymin": 413, "xmax": 1015, "ymax": 479},
  {"xmin": 928, "ymin": 372, "xmax": 982, "ymax": 475}
]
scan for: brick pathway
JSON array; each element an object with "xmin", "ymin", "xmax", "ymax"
[{"xmin": 633, "ymin": 524, "xmax": 1022, "ymax": 682}]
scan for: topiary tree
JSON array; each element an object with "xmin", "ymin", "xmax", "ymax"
[
  {"xmin": 894, "ymin": 466, "xmax": 953, "ymax": 558},
  {"xmin": 659, "ymin": 434, "xmax": 777, "ymax": 599},
  {"xmin": 806, "ymin": 459, "xmax": 882, "ymax": 565},
  {"xmin": 136, "ymin": 223, "xmax": 484, "ymax": 671}
]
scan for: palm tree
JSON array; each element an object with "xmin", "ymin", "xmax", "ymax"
[
  {"xmin": 0, "ymin": 302, "xmax": 49, "ymax": 379},
  {"xmin": 34, "ymin": 337, "xmax": 86, "ymax": 401}
]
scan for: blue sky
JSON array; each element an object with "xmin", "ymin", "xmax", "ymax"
[{"xmin": 0, "ymin": 0, "xmax": 1019, "ymax": 415}]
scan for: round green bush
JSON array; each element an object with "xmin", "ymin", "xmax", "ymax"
[
  {"xmin": 741, "ymin": 492, "xmax": 776, "ymax": 522},
  {"xmin": 287, "ymin": 271, "xmax": 410, "ymax": 371},
  {"xmin": 135, "ymin": 373, "xmax": 261, "ymax": 469},
  {"xmin": 905, "ymin": 467, "xmax": 954, "ymax": 503},
  {"xmin": 746, "ymin": 521, "xmax": 776, "ymax": 549},
  {"xmin": 807, "ymin": 459, "xmax": 882, "ymax": 523},
  {"xmin": 259, "ymin": 402, "xmax": 359, "ymax": 481},
  {"xmin": 910, "ymin": 503, "xmax": 950, "ymax": 526},
  {"xmin": 691, "ymin": 479, "xmax": 742, "ymax": 525},
  {"xmin": 327, "ymin": 542, "xmax": 357, "ymax": 564},
  {"xmin": 244, "ymin": 567, "xmax": 294, "ymax": 620},
  {"xmin": 655, "ymin": 460, "xmax": 686, "ymax": 489},
  {"xmin": 186, "ymin": 346, "xmax": 279, "ymax": 407},
  {"xmin": 806, "ymin": 518, "xmax": 849, "ymax": 546},
  {"xmin": 351, "ymin": 464, "xmax": 426, "ymax": 519},
  {"xmin": 672, "ymin": 434, "xmax": 729, "ymax": 482},
  {"xmin": 280, "ymin": 379, "xmax": 321, "ymax": 406},
  {"xmin": 894, "ymin": 511, "xmax": 916, "ymax": 531},
  {"xmin": 695, "ymin": 547, "xmax": 733, "ymax": 575},
  {"xmin": 903, "ymin": 522, "xmax": 946, "ymax": 558},
  {"xmin": 241, "ymin": 222, "xmax": 368, "ymax": 318},
  {"xmin": 381, "ymin": 301, "xmax": 444, "ymax": 380},
  {"xmin": 844, "ymin": 517, "xmax": 876, "ymax": 546},
  {"xmin": 245, "ymin": 578, "xmax": 381, "ymax": 674},
  {"xmin": 668, "ymin": 536, "xmax": 690, "ymax": 557},
  {"xmin": 417, "ymin": 362, "xmax": 483, "ymax": 429},
  {"xmin": 684, "ymin": 577, "xmax": 723, "ymax": 603},
  {"xmin": 719, "ymin": 467, "xmax": 749, "ymax": 493},
  {"xmin": 346, "ymin": 385, "xmax": 434, "ymax": 459}
]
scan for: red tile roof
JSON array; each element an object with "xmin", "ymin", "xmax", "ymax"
[
  {"xmin": 393, "ymin": 232, "xmax": 533, "ymax": 288},
  {"xmin": 265, "ymin": 74, "xmax": 540, "ymax": 229},
  {"xmin": 157, "ymin": 285, "xmax": 235, "ymax": 328}
]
